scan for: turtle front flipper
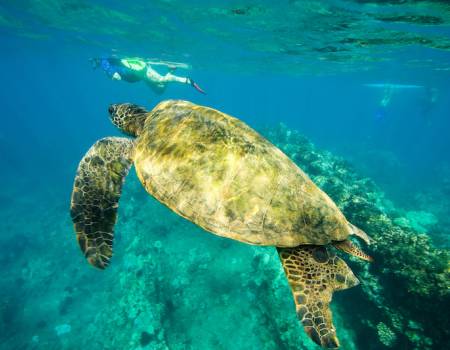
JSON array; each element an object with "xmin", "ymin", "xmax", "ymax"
[
  {"xmin": 277, "ymin": 246, "xmax": 359, "ymax": 349},
  {"xmin": 70, "ymin": 137, "xmax": 135, "ymax": 269}
]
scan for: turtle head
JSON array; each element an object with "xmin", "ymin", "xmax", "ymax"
[{"xmin": 108, "ymin": 103, "xmax": 148, "ymax": 137}]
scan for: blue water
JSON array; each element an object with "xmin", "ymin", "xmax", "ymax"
[{"xmin": 1, "ymin": 1, "xmax": 449, "ymax": 350}]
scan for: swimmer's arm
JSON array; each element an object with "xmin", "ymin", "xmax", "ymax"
[{"xmin": 112, "ymin": 72, "xmax": 122, "ymax": 80}]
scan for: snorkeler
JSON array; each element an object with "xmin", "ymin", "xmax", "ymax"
[
  {"xmin": 375, "ymin": 84, "xmax": 393, "ymax": 121},
  {"xmin": 364, "ymin": 83, "xmax": 425, "ymax": 121},
  {"xmin": 90, "ymin": 56, "xmax": 206, "ymax": 95},
  {"xmin": 420, "ymin": 86, "xmax": 439, "ymax": 123}
]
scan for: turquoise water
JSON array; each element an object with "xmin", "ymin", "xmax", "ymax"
[{"xmin": 0, "ymin": 1, "xmax": 449, "ymax": 349}]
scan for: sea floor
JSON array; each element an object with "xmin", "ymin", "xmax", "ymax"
[
  {"xmin": 0, "ymin": 171, "xmax": 357, "ymax": 350},
  {"xmin": 0, "ymin": 125, "xmax": 447, "ymax": 350}
]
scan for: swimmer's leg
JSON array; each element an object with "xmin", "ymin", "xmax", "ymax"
[
  {"xmin": 145, "ymin": 65, "xmax": 189, "ymax": 84},
  {"xmin": 145, "ymin": 66, "xmax": 205, "ymax": 94},
  {"xmin": 162, "ymin": 73, "xmax": 189, "ymax": 84}
]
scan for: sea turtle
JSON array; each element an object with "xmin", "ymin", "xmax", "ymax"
[{"xmin": 70, "ymin": 100, "xmax": 373, "ymax": 349}]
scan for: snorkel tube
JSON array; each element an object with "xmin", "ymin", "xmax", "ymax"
[{"xmin": 120, "ymin": 58, "xmax": 147, "ymax": 71}]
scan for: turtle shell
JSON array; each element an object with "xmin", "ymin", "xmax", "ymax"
[{"xmin": 134, "ymin": 100, "xmax": 352, "ymax": 247}]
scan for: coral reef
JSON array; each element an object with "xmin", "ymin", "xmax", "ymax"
[
  {"xmin": 393, "ymin": 210, "xmax": 438, "ymax": 234},
  {"xmin": 0, "ymin": 124, "xmax": 448, "ymax": 350},
  {"xmin": 376, "ymin": 322, "xmax": 396, "ymax": 347},
  {"xmin": 412, "ymin": 163, "xmax": 450, "ymax": 247},
  {"xmin": 54, "ymin": 324, "xmax": 71, "ymax": 337},
  {"xmin": 265, "ymin": 124, "xmax": 449, "ymax": 350}
]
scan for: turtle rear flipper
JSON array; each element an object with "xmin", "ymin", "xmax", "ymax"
[
  {"xmin": 70, "ymin": 137, "xmax": 134, "ymax": 269},
  {"xmin": 278, "ymin": 246, "xmax": 359, "ymax": 349}
]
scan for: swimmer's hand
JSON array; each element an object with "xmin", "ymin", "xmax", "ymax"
[{"xmin": 112, "ymin": 72, "xmax": 122, "ymax": 81}]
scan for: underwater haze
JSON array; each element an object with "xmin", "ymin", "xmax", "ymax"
[{"xmin": 0, "ymin": 1, "xmax": 449, "ymax": 350}]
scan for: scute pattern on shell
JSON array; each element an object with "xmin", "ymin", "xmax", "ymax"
[{"xmin": 133, "ymin": 100, "xmax": 351, "ymax": 247}]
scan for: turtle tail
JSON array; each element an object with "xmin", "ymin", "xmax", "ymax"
[
  {"xmin": 333, "ymin": 239, "xmax": 373, "ymax": 262},
  {"xmin": 350, "ymin": 224, "xmax": 373, "ymax": 245}
]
